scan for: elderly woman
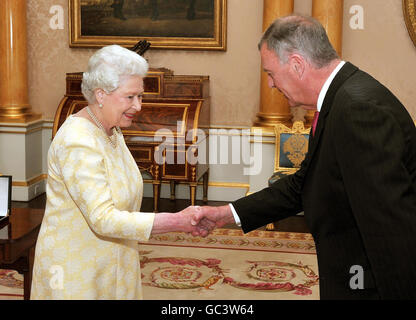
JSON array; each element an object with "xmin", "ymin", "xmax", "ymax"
[{"xmin": 31, "ymin": 45, "xmax": 210, "ymax": 300}]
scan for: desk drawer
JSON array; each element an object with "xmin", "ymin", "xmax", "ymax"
[
  {"xmin": 129, "ymin": 146, "xmax": 153, "ymax": 163},
  {"xmin": 163, "ymin": 163, "xmax": 187, "ymax": 180},
  {"xmin": 161, "ymin": 149, "xmax": 188, "ymax": 179}
]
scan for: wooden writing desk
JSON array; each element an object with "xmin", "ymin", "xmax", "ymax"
[{"xmin": 0, "ymin": 208, "xmax": 44, "ymax": 300}]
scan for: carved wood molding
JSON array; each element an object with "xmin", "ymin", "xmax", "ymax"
[{"xmin": 403, "ymin": 0, "xmax": 416, "ymax": 47}]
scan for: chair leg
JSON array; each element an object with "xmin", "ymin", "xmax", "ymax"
[
  {"xmin": 152, "ymin": 182, "xmax": 160, "ymax": 213},
  {"xmin": 202, "ymin": 170, "xmax": 209, "ymax": 203},
  {"xmin": 23, "ymin": 269, "xmax": 31, "ymax": 300},
  {"xmin": 170, "ymin": 181, "xmax": 176, "ymax": 201},
  {"xmin": 2, "ymin": 255, "xmax": 32, "ymax": 300},
  {"xmin": 152, "ymin": 164, "xmax": 161, "ymax": 213},
  {"xmin": 189, "ymin": 184, "xmax": 197, "ymax": 206}
]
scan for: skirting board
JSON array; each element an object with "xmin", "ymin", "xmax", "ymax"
[{"xmin": 12, "ymin": 178, "xmax": 46, "ymax": 202}]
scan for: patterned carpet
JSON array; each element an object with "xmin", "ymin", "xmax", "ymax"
[{"xmin": 0, "ymin": 229, "xmax": 319, "ymax": 300}]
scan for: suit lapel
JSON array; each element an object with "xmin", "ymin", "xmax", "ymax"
[{"xmin": 306, "ymin": 62, "xmax": 359, "ymax": 163}]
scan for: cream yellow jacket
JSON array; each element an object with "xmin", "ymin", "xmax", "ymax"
[{"xmin": 31, "ymin": 116, "xmax": 155, "ymax": 299}]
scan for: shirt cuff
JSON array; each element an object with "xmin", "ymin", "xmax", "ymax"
[{"xmin": 228, "ymin": 203, "xmax": 242, "ymax": 227}]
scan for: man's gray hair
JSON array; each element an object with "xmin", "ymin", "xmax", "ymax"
[
  {"xmin": 81, "ymin": 45, "xmax": 149, "ymax": 103},
  {"xmin": 258, "ymin": 15, "xmax": 339, "ymax": 68}
]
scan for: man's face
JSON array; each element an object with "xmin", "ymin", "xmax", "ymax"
[{"xmin": 260, "ymin": 44, "xmax": 304, "ymax": 107}]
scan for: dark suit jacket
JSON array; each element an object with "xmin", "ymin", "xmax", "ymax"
[{"xmin": 233, "ymin": 62, "xmax": 416, "ymax": 299}]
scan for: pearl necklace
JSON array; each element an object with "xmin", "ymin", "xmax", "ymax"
[{"xmin": 86, "ymin": 106, "xmax": 119, "ymax": 148}]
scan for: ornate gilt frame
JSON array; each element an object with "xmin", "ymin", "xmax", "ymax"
[
  {"xmin": 69, "ymin": 0, "xmax": 227, "ymax": 50},
  {"xmin": 403, "ymin": 0, "xmax": 416, "ymax": 47},
  {"xmin": 273, "ymin": 121, "xmax": 310, "ymax": 174}
]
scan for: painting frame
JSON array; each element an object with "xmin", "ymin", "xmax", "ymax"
[
  {"xmin": 403, "ymin": 0, "xmax": 416, "ymax": 48},
  {"xmin": 69, "ymin": 0, "xmax": 227, "ymax": 51}
]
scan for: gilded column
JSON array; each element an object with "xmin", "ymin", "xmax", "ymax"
[
  {"xmin": 254, "ymin": 0, "xmax": 294, "ymax": 130},
  {"xmin": 312, "ymin": 0, "xmax": 344, "ymax": 57},
  {"xmin": 0, "ymin": 0, "xmax": 40, "ymax": 122},
  {"xmin": 307, "ymin": 0, "xmax": 343, "ymax": 125}
]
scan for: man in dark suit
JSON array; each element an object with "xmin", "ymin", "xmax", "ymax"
[{"xmin": 191, "ymin": 15, "xmax": 416, "ymax": 299}]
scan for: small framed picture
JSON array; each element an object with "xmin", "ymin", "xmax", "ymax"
[{"xmin": 0, "ymin": 175, "xmax": 12, "ymax": 219}]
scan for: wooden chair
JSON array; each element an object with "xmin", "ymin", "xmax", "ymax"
[{"xmin": 266, "ymin": 121, "xmax": 310, "ymax": 231}]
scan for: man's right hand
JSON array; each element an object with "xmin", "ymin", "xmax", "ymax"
[{"xmin": 191, "ymin": 205, "xmax": 236, "ymax": 230}]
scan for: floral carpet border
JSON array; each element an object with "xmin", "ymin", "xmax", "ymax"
[{"xmin": 140, "ymin": 229, "xmax": 316, "ymax": 254}]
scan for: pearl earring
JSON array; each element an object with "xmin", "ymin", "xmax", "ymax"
[{"xmin": 99, "ymin": 103, "xmax": 103, "ymax": 108}]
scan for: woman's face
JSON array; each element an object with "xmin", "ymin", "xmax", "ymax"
[{"xmin": 99, "ymin": 75, "xmax": 144, "ymax": 129}]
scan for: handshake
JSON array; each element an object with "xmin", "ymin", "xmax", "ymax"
[{"xmin": 151, "ymin": 205, "xmax": 237, "ymax": 237}]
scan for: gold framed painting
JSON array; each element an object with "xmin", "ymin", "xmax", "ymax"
[
  {"xmin": 69, "ymin": 0, "xmax": 227, "ymax": 50},
  {"xmin": 403, "ymin": 0, "xmax": 416, "ymax": 47}
]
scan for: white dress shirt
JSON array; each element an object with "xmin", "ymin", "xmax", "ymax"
[
  {"xmin": 230, "ymin": 60, "xmax": 346, "ymax": 227},
  {"xmin": 316, "ymin": 61, "xmax": 345, "ymax": 112}
]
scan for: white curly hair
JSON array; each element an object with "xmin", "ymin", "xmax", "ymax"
[{"xmin": 81, "ymin": 44, "xmax": 149, "ymax": 103}]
